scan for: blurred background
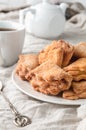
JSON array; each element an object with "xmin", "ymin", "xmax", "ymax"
[
  {"xmin": 0, "ymin": 0, "xmax": 86, "ymax": 7},
  {"xmin": 0, "ymin": 0, "xmax": 86, "ymax": 43},
  {"xmin": 0, "ymin": 0, "xmax": 85, "ymax": 22}
]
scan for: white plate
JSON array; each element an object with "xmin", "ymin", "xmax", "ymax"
[{"xmin": 12, "ymin": 71, "xmax": 86, "ymax": 105}]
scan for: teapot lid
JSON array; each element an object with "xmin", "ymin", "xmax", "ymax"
[{"xmin": 35, "ymin": 0, "xmax": 59, "ymax": 10}]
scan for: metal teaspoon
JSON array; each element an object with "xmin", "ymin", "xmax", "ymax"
[{"xmin": 0, "ymin": 80, "xmax": 31, "ymax": 127}]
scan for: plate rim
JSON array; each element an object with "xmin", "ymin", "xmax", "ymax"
[{"xmin": 12, "ymin": 70, "xmax": 86, "ymax": 106}]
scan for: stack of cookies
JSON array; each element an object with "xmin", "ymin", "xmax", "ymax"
[{"xmin": 16, "ymin": 40, "xmax": 86, "ymax": 100}]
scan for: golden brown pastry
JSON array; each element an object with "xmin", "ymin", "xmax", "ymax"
[
  {"xmin": 28, "ymin": 61, "xmax": 72, "ymax": 95},
  {"xmin": 74, "ymin": 42, "xmax": 86, "ymax": 58},
  {"xmin": 78, "ymin": 92, "xmax": 86, "ymax": 98},
  {"xmin": 63, "ymin": 81, "xmax": 86, "ymax": 100},
  {"xmin": 38, "ymin": 40, "xmax": 74, "ymax": 67},
  {"xmin": 39, "ymin": 43, "xmax": 64, "ymax": 67},
  {"xmin": 16, "ymin": 54, "xmax": 39, "ymax": 80},
  {"xmin": 72, "ymin": 81, "xmax": 86, "ymax": 99},
  {"xmin": 63, "ymin": 90, "xmax": 86, "ymax": 100},
  {"xmin": 72, "ymin": 81, "xmax": 86, "ymax": 94},
  {"xmin": 39, "ymin": 47, "xmax": 63, "ymax": 67},
  {"xmin": 63, "ymin": 90, "xmax": 78, "ymax": 100},
  {"xmin": 64, "ymin": 58, "xmax": 86, "ymax": 81}
]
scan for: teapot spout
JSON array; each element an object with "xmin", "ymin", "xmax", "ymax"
[{"xmin": 60, "ymin": 3, "xmax": 68, "ymax": 15}]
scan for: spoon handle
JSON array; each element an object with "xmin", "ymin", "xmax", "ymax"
[{"xmin": 0, "ymin": 91, "xmax": 20, "ymax": 116}]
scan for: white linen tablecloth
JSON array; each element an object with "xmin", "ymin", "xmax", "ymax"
[{"xmin": 0, "ymin": 2, "xmax": 86, "ymax": 130}]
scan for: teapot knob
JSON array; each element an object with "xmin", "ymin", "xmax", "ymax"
[
  {"xmin": 60, "ymin": 3, "xmax": 68, "ymax": 15},
  {"xmin": 43, "ymin": 0, "xmax": 49, "ymax": 3}
]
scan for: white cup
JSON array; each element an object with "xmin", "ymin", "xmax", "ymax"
[{"xmin": 0, "ymin": 21, "xmax": 25, "ymax": 67}]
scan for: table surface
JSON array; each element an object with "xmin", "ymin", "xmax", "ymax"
[{"xmin": 0, "ymin": 2, "xmax": 86, "ymax": 130}]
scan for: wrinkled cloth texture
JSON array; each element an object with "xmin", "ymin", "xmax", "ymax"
[{"xmin": 0, "ymin": 2, "xmax": 86, "ymax": 130}]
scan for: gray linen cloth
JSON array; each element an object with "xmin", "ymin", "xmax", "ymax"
[{"xmin": 0, "ymin": 2, "xmax": 86, "ymax": 130}]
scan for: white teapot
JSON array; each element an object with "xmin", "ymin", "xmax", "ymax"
[{"xmin": 19, "ymin": 0, "xmax": 68, "ymax": 39}]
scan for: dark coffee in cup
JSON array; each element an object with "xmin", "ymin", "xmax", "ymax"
[{"xmin": 0, "ymin": 28, "xmax": 16, "ymax": 31}]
